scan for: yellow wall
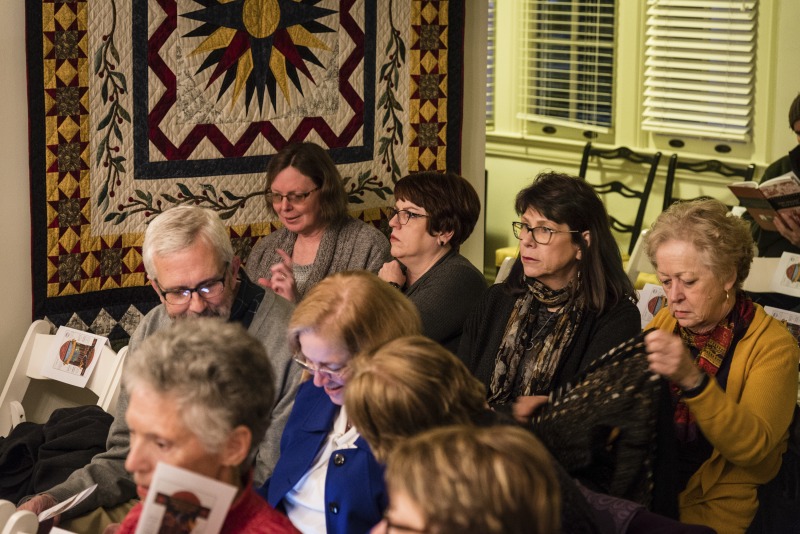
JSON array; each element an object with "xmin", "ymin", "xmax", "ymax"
[{"xmin": 484, "ymin": 0, "xmax": 800, "ymax": 272}]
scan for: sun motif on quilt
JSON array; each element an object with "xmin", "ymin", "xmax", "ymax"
[{"xmin": 182, "ymin": 0, "xmax": 337, "ymax": 112}]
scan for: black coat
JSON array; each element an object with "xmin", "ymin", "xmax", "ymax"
[{"xmin": 457, "ymin": 283, "xmax": 642, "ymax": 396}]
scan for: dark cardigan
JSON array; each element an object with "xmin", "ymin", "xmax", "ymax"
[{"xmin": 457, "ymin": 282, "xmax": 642, "ymax": 396}]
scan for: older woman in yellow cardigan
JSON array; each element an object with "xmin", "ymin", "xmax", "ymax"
[{"xmin": 644, "ymin": 199, "xmax": 798, "ymax": 532}]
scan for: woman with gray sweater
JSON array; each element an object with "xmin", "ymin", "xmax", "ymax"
[{"xmin": 246, "ymin": 142, "xmax": 390, "ymax": 302}]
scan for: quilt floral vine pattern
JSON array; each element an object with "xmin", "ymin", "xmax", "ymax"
[{"xmin": 27, "ymin": 0, "xmax": 464, "ymax": 343}]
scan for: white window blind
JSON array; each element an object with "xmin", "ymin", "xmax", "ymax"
[
  {"xmin": 518, "ymin": 0, "xmax": 616, "ymax": 134},
  {"xmin": 642, "ymin": 0, "xmax": 757, "ymax": 142},
  {"xmin": 486, "ymin": 0, "xmax": 496, "ymax": 128}
]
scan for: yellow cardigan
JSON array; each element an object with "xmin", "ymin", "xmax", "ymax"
[{"xmin": 648, "ymin": 304, "xmax": 798, "ymax": 533}]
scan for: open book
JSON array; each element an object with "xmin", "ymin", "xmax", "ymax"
[{"xmin": 728, "ymin": 170, "xmax": 800, "ymax": 231}]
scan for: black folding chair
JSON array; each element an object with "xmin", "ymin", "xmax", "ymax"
[
  {"xmin": 579, "ymin": 142, "xmax": 662, "ymax": 255},
  {"xmin": 663, "ymin": 154, "xmax": 756, "ymax": 211}
]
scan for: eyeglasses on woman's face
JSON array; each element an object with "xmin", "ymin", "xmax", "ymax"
[
  {"xmin": 512, "ymin": 221, "xmax": 579, "ymax": 245},
  {"xmin": 265, "ymin": 187, "xmax": 320, "ymax": 205},
  {"xmin": 388, "ymin": 207, "xmax": 430, "ymax": 226},
  {"xmin": 292, "ymin": 354, "xmax": 348, "ymax": 380}
]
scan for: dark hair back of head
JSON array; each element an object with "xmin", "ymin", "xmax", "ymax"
[
  {"xmin": 506, "ymin": 171, "xmax": 634, "ymax": 311},
  {"xmin": 394, "ymin": 171, "xmax": 481, "ymax": 250},
  {"xmin": 790, "ymin": 93, "xmax": 800, "ymax": 128}
]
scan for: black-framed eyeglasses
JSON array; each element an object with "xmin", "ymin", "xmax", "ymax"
[
  {"xmin": 388, "ymin": 207, "xmax": 430, "ymax": 225},
  {"xmin": 512, "ymin": 221, "xmax": 579, "ymax": 245},
  {"xmin": 265, "ymin": 187, "xmax": 320, "ymax": 204},
  {"xmin": 155, "ymin": 264, "xmax": 228, "ymax": 305},
  {"xmin": 292, "ymin": 354, "xmax": 348, "ymax": 380}
]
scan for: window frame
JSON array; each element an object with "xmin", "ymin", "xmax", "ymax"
[{"xmin": 487, "ymin": 0, "xmax": 779, "ymax": 164}]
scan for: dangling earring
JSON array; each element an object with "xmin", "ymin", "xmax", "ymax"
[{"xmin": 725, "ymin": 290, "xmax": 729, "ymax": 301}]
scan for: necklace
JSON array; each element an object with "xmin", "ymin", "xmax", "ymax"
[{"xmin": 526, "ymin": 305, "xmax": 565, "ymax": 350}]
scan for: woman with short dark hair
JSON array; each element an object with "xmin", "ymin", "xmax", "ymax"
[{"xmin": 378, "ymin": 171, "xmax": 486, "ymax": 352}]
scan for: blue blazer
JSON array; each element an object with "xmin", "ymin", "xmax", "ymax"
[{"xmin": 258, "ymin": 381, "xmax": 387, "ymax": 534}]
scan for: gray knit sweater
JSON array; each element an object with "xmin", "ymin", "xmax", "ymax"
[{"xmin": 245, "ymin": 217, "xmax": 391, "ymax": 299}]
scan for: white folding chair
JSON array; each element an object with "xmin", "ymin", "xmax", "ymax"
[
  {"xmin": 742, "ymin": 257, "xmax": 780, "ymax": 294},
  {"xmin": 0, "ymin": 510, "xmax": 37, "ymax": 534},
  {"xmin": 0, "ymin": 321, "xmax": 128, "ymax": 437},
  {"xmin": 495, "ymin": 256, "xmax": 515, "ymax": 284},
  {"xmin": 0, "ymin": 501, "xmax": 16, "ymax": 529},
  {"xmin": 625, "ymin": 229, "xmax": 654, "ymax": 287}
]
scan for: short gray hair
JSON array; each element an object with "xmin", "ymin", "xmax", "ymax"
[
  {"xmin": 142, "ymin": 206, "xmax": 234, "ymax": 278},
  {"xmin": 123, "ymin": 318, "xmax": 275, "ymax": 465}
]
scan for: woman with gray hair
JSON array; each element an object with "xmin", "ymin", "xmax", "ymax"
[
  {"xmin": 115, "ymin": 318, "xmax": 300, "ymax": 533},
  {"xmin": 644, "ymin": 199, "xmax": 799, "ymax": 532}
]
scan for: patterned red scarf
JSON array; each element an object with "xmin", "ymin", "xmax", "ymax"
[{"xmin": 671, "ymin": 292, "xmax": 755, "ymax": 442}]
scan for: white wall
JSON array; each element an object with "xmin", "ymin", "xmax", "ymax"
[
  {"xmin": 460, "ymin": 1, "xmax": 488, "ymax": 269},
  {"xmin": 0, "ymin": 2, "xmax": 36, "ymax": 385}
]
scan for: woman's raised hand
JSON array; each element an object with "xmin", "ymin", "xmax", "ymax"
[{"xmin": 259, "ymin": 248, "xmax": 298, "ymax": 302}]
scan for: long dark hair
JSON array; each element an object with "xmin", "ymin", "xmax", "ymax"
[{"xmin": 505, "ymin": 171, "xmax": 635, "ymax": 312}]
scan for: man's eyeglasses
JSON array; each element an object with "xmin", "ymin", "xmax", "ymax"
[
  {"xmin": 512, "ymin": 221, "xmax": 579, "ymax": 245},
  {"xmin": 388, "ymin": 207, "xmax": 430, "ymax": 225},
  {"xmin": 265, "ymin": 187, "xmax": 320, "ymax": 204},
  {"xmin": 155, "ymin": 265, "xmax": 228, "ymax": 305},
  {"xmin": 292, "ymin": 354, "xmax": 348, "ymax": 380}
]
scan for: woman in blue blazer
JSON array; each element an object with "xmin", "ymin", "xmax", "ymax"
[{"xmin": 258, "ymin": 271, "xmax": 422, "ymax": 534}]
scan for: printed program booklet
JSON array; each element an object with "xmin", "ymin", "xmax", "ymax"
[
  {"xmin": 134, "ymin": 463, "xmax": 237, "ymax": 534},
  {"xmin": 38, "ymin": 326, "xmax": 109, "ymax": 388},
  {"xmin": 636, "ymin": 283, "xmax": 667, "ymax": 329},
  {"xmin": 728, "ymin": 170, "xmax": 800, "ymax": 232}
]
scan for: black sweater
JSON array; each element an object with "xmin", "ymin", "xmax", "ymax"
[{"xmin": 457, "ymin": 283, "xmax": 642, "ymax": 396}]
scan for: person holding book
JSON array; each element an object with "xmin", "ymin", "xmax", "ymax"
[
  {"xmin": 746, "ymin": 93, "xmax": 800, "ymax": 309},
  {"xmin": 117, "ymin": 318, "xmax": 300, "ymax": 534},
  {"xmin": 643, "ymin": 199, "xmax": 798, "ymax": 532}
]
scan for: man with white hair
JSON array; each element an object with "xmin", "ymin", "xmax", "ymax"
[{"xmin": 20, "ymin": 206, "xmax": 300, "ymax": 530}]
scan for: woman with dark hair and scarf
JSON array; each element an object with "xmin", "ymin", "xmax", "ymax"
[
  {"xmin": 457, "ymin": 171, "xmax": 640, "ymax": 422},
  {"xmin": 644, "ymin": 199, "xmax": 798, "ymax": 532}
]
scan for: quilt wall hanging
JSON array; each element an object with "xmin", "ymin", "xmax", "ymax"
[{"xmin": 26, "ymin": 0, "xmax": 465, "ymax": 345}]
